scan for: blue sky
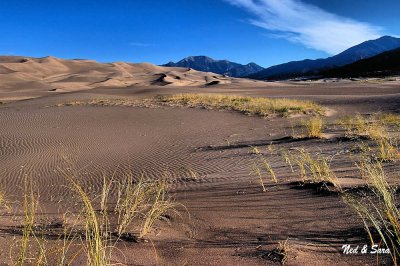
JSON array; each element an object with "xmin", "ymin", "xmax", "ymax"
[{"xmin": 0, "ymin": 0, "xmax": 398, "ymax": 67}]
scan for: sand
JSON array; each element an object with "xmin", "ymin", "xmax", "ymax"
[{"xmin": 0, "ymin": 56, "xmax": 399, "ymax": 265}]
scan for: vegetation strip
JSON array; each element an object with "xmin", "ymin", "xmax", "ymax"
[
  {"xmin": 54, "ymin": 94, "xmax": 325, "ymax": 118},
  {"xmin": 159, "ymin": 94, "xmax": 325, "ymax": 117}
]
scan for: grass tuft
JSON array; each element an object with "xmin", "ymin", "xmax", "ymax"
[
  {"xmin": 252, "ymin": 162, "xmax": 267, "ymax": 192},
  {"xmin": 0, "ymin": 190, "xmax": 9, "ymax": 210},
  {"xmin": 114, "ymin": 174, "xmax": 178, "ymax": 238},
  {"xmin": 17, "ymin": 175, "xmax": 39, "ymax": 266},
  {"xmin": 339, "ymin": 114, "xmax": 400, "ymax": 161},
  {"xmin": 262, "ymin": 158, "xmax": 278, "ymax": 184},
  {"xmin": 291, "ymin": 149, "xmax": 340, "ymax": 189},
  {"xmin": 280, "ymin": 150, "xmax": 294, "ymax": 173},
  {"xmin": 64, "ymin": 173, "xmax": 113, "ymax": 266},
  {"xmin": 140, "ymin": 179, "xmax": 177, "ymax": 238},
  {"xmin": 373, "ymin": 113, "xmax": 400, "ymax": 127},
  {"xmin": 251, "ymin": 147, "xmax": 278, "ymax": 190},
  {"xmin": 302, "ymin": 117, "xmax": 324, "ymax": 138}
]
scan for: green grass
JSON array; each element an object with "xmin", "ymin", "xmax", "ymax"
[{"xmin": 159, "ymin": 94, "xmax": 325, "ymax": 117}]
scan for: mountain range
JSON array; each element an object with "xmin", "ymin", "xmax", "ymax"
[
  {"xmin": 249, "ymin": 36, "xmax": 400, "ymax": 80},
  {"xmin": 321, "ymin": 47, "xmax": 400, "ymax": 78},
  {"xmin": 164, "ymin": 36, "xmax": 400, "ymax": 80},
  {"xmin": 162, "ymin": 56, "xmax": 264, "ymax": 78}
]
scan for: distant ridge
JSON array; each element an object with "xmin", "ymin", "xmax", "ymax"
[
  {"xmin": 248, "ymin": 36, "xmax": 400, "ymax": 80},
  {"xmin": 162, "ymin": 56, "xmax": 264, "ymax": 77},
  {"xmin": 321, "ymin": 47, "xmax": 400, "ymax": 78}
]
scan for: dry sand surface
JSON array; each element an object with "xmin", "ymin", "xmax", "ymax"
[{"xmin": 0, "ymin": 56, "xmax": 399, "ymax": 265}]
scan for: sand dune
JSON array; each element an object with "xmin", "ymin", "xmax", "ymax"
[{"xmin": 0, "ymin": 56, "xmax": 267, "ymax": 102}]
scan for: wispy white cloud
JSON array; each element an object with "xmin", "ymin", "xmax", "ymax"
[
  {"xmin": 129, "ymin": 42, "xmax": 153, "ymax": 47},
  {"xmin": 226, "ymin": 0, "xmax": 384, "ymax": 54}
]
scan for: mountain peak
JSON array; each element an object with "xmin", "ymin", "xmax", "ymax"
[
  {"xmin": 162, "ymin": 56, "xmax": 264, "ymax": 77},
  {"xmin": 184, "ymin": 55, "xmax": 214, "ymax": 61},
  {"xmin": 376, "ymin": 35, "xmax": 398, "ymax": 40}
]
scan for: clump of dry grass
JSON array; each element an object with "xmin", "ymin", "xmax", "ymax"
[
  {"xmin": 114, "ymin": 174, "xmax": 178, "ymax": 238},
  {"xmin": 139, "ymin": 179, "xmax": 177, "ymax": 238},
  {"xmin": 159, "ymin": 94, "xmax": 324, "ymax": 117},
  {"xmin": 291, "ymin": 149, "xmax": 340, "ymax": 189},
  {"xmin": 339, "ymin": 114, "xmax": 399, "ymax": 161},
  {"xmin": 262, "ymin": 159, "xmax": 278, "ymax": 184},
  {"xmin": 275, "ymin": 240, "xmax": 289, "ymax": 265},
  {"xmin": 115, "ymin": 175, "xmax": 147, "ymax": 237},
  {"xmin": 64, "ymin": 169, "xmax": 178, "ymax": 250},
  {"xmin": 343, "ymin": 160, "xmax": 399, "ymax": 264},
  {"xmin": 0, "ymin": 190, "xmax": 9, "ymax": 210},
  {"xmin": 10, "ymin": 169, "xmax": 179, "ymax": 265},
  {"xmin": 64, "ymin": 173, "xmax": 113, "ymax": 266},
  {"xmin": 338, "ymin": 114, "xmax": 369, "ymax": 137},
  {"xmin": 56, "ymin": 213, "xmax": 79, "ymax": 265},
  {"xmin": 259, "ymin": 239, "xmax": 289, "ymax": 264},
  {"xmin": 17, "ymin": 175, "xmax": 39, "ymax": 266},
  {"xmin": 369, "ymin": 123, "xmax": 390, "ymax": 142},
  {"xmin": 280, "ymin": 150, "xmax": 294, "ymax": 173},
  {"xmin": 338, "ymin": 114, "xmax": 392, "ymax": 141},
  {"xmin": 251, "ymin": 147, "xmax": 278, "ymax": 190},
  {"xmin": 252, "ymin": 162, "xmax": 267, "ymax": 192},
  {"xmin": 302, "ymin": 117, "xmax": 324, "ymax": 138},
  {"xmin": 377, "ymin": 139, "xmax": 399, "ymax": 162},
  {"xmin": 373, "ymin": 113, "xmax": 400, "ymax": 127},
  {"xmin": 9, "ymin": 174, "xmax": 78, "ymax": 265},
  {"xmin": 251, "ymin": 146, "xmax": 262, "ymax": 155},
  {"xmin": 179, "ymin": 166, "xmax": 198, "ymax": 181}
]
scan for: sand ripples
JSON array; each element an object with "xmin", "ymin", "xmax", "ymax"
[{"xmin": 0, "ymin": 102, "xmax": 262, "ymax": 201}]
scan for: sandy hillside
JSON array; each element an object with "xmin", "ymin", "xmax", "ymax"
[{"xmin": 0, "ymin": 56, "xmax": 275, "ymax": 102}]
